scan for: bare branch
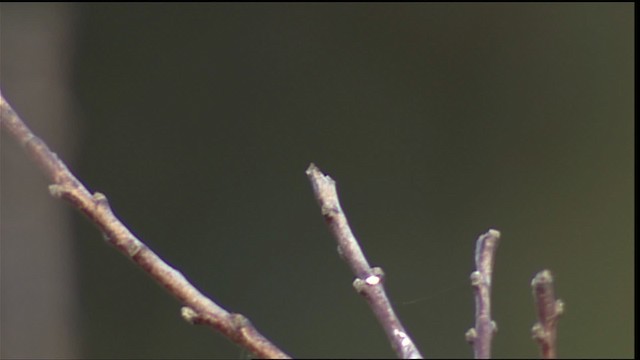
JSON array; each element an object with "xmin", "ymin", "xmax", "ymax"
[
  {"xmin": 531, "ymin": 270, "xmax": 564, "ymax": 359},
  {"xmin": 0, "ymin": 93, "xmax": 290, "ymax": 359},
  {"xmin": 466, "ymin": 229, "xmax": 500, "ymax": 359},
  {"xmin": 306, "ymin": 163, "xmax": 423, "ymax": 359}
]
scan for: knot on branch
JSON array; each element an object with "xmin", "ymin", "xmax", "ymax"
[
  {"xmin": 352, "ymin": 267, "xmax": 386, "ymax": 293},
  {"xmin": 470, "ymin": 271, "xmax": 484, "ymax": 287},
  {"xmin": 230, "ymin": 313, "xmax": 251, "ymax": 331},
  {"xmin": 181, "ymin": 306, "xmax": 204, "ymax": 325}
]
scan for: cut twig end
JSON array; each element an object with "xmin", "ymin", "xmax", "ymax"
[
  {"xmin": 305, "ymin": 162, "xmax": 335, "ymax": 187},
  {"xmin": 487, "ymin": 229, "xmax": 501, "ymax": 238},
  {"xmin": 305, "ymin": 162, "xmax": 319, "ymax": 176},
  {"xmin": 532, "ymin": 269, "xmax": 553, "ymax": 287}
]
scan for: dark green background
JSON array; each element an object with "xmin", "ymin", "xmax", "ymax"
[{"xmin": 11, "ymin": 3, "xmax": 638, "ymax": 358}]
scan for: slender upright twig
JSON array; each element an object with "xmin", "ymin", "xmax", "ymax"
[
  {"xmin": 465, "ymin": 229, "xmax": 500, "ymax": 359},
  {"xmin": 0, "ymin": 93, "xmax": 290, "ymax": 359},
  {"xmin": 531, "ymin": 270, "xmax": 564, "ymax": 359},
  {"xmin": 306, "ymin": 163, "xmax": 423, "ymax": 359}
]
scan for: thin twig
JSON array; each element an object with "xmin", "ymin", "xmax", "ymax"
[
  {"xmin": 465, "ymin": 229, "xmax": 500, "ymax": 359},
  {"xmin": 0, "ymin": 92, "xmax": 290, "ymax": 359},
  {"xmin": 306, "ymin": 163, "xmax": 423, "ymax": 359},
  {"xmin": 531, "ymin": 270, "xmax": 564, "ymax": 359}
]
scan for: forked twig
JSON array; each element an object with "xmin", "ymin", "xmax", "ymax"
[
  {"xmin": 0, "ymin": 93, "xmax": 290, "ymax": 359},
  {"xmin": 531, "ymin": 270, "xmax": 564, "ymax": 359},
  {"xmin": 465, "ymin": 229, "xmax": 500, "ymax": 359},
  {"xmin": 306, "ymin": 163, "xmax": 423, "ymax": 359}
]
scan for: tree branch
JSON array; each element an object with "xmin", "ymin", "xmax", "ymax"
[
  {"xmin": 531, "ymin": 270, "xmax": 564, "ymax": 359},
  {"xmin": 465, "ymin": 229, "xmax": 500, "ymax": 359},
  {"xmin": 0, "ymin": 92, "xmax": 290, "ymax": 359},
  {"xmin": 306, "ymin": 163, "xmax": 423, "ymax": 359}
]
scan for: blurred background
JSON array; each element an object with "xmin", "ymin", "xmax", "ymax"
[{"xmin": 1, "ymin": 3, "xmax": 633, "ymax": 359}]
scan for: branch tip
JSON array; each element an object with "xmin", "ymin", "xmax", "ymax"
[
  {"xmin": 307, "ymin": 163, "xmax": 423, "ymax": 358},
  {"xmin": 469, "ymin": 228, "xmax": 501, "ymax": 359},
  {"xmin": 532, "ymin": 269, "xmax": 553, "ymax": 286},
  {"xmin": 531, "ymin": 269, "xmax": 563, "ymax": 359},
  {"xmin": 305, "ymin": 162, "xmax": 319, "ymax": 175},
  {"xmin": 305, "ymin": 162, "xmax": 335, "ymax": 187}
]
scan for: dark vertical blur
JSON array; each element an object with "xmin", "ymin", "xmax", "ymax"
[{"xmin": 2, "ymin": 3, "xmax": 633, "ymax": 359}]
